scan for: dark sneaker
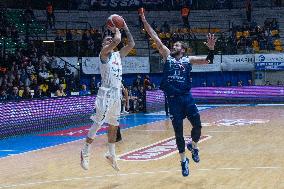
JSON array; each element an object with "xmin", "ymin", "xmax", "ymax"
[
  {"xmin": 187, "ymin": 143, "xmax": 200, "ymax": 163},
  {"xmin": 180, "ymin": 158, "xmax": 189, "ymax": 177}
]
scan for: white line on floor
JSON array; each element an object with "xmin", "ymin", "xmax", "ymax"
[
  {"xmin": 207, "ymin": 131, "xmax": 240, "ymax": 133},
  {"xmin": 0, "ymin": 166, "xmax": 282, "ymax": 188},
  {"xmin": 217, "ymin": 168, "xmax": 242, "ymax": 170},
  {"xmin": 252, "ymin": 166, "xmax": 281, "ymax": 169},
  {"xmin": 133, "ymin": 130, "xmax": 169, "ymax": 132}
]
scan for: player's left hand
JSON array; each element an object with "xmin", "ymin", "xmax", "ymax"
[
  {"xmin": 204, "ymin": 33, "xmax": 216, "ymax": 50},
  {"xmin": 122, "ymin": 19, "xmax": 128, "ymax": 30}
]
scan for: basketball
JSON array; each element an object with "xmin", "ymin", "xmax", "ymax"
[{"xmin": 107, "ymin": 14, "xmax": 125, "ymax": 29}]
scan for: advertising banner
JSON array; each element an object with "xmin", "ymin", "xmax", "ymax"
[
  {"xmin": 221, "ymin": 54, "xmax": 255, "ymax": 71},
  {"xmin": 255, "ymin": 54, "xmax": 284, "ymax": 70},
  {"xmin": 146, "ymin": 86, "xmax": 284, "ymax": 111},
  {"xmin": 0, "ymin": 96, "xmax": 96, "ymax": 138},
  {"xmin": 82, "ymin": 57, "xmax": 150, "ymax": 74}
]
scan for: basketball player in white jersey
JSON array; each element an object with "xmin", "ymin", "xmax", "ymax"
[{"xmin": 81, "ymin": 20, "xmax": 135, "ymax": 171}]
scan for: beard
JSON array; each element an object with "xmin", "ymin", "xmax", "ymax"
[
  {"xmin": 170, "ymin": 50, "xmax": 179, "ymax": 57},
  {"xmin": 171, "ymin": 49, "xmax": 183, "ymax": 57}
]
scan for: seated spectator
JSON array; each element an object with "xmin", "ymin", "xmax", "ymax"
[
  {"xmin": 24, "ymin": 75, "xmax": 32, "ymax": 88},
  {"xmin": 144, "ymin": 75, "xmax": 155, "ymax": 90},
  {"xmin": 0, "ymin": 89, "xmax": 7, "ymax": 101},
  {"xmin": 26, "ymin": 62, "xmax": 36, "ymax": 76},
  {"xmin": 22, "ymin": 86, "xmax": 32, "ymax": 99},
  {"xmin": 50, "ymin": 73, "xmax": 60, "ymax": 93},
  {"xmin": 133, "ymin": 74, "xmax": 143, "ymax": 89},
  {"xmin": 248, "ymin": 79, "xmax": 253, "ymax": 86},
  {"xmin": 39, "ymin": 82, "xmax": 50, "ymax": 96},
  {"xmin": 30, "ymin": 76, "xmax": 38, "ymax": 90},
  {"xmin": 63, "ymin": 64, "xmax": 72, "ymax": 81},
  {"xmin": 79, "ymin": 84, "xmax": 90, "ymax": 96},
  {"xmin": 34, "ymin": 88, "xmax": 48, "ymax": 99},
  {"xmin": 237, "ymin": 81, "xmax": 243, "ymax": 87},
  {"xmin": 41, "ymin": 51, "xmax": 51, "ymax": 65},
  {"xmin": 50, "ymin": 56, "xmax": 60, "ymax": 73},
  {"xmin": 8, "ymin": 86, "xmax": 21, "ymax": 101},
  {"xmin": 55, "ymin": 84, "xmax": 66, "ymax": 97},
  {"xmin": 38, "ymin": 64, "xmax": 49, "ymax": 82}
]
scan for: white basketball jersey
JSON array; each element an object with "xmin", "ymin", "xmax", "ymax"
[{"xmin": 99, "ymin": 51, "xmax": 122, "ymax": 89}]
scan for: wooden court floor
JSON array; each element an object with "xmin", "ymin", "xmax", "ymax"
[{"xmin": 0, "ymin": 105, "xmax": 284, "ymax": 189}]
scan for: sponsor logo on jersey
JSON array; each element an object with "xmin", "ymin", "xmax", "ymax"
[{"xmin": 118, "ymin": 135, "xmax": 211, "ymax": 161}]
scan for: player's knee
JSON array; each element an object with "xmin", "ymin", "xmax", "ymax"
[
  {"xmin": 171, "ymin": 117, "xmax": 183, "ymax": 128},
  {"xmin": 188, "ymin": 113, "xmax": 202, "ymax": 129}
]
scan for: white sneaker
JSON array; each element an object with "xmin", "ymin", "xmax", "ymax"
[
  {"xmin": 81, "ymin": 149, "xmax": 90, "ymax": 170},
  {"xmin": 105, "ymin": 153, "xmax": 120, "ymax": 171}
]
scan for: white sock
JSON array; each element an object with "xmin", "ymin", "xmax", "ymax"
[
  {"xmin": 179, "ymin": 152, "xmax": 186, "ymax": 162},
  {"xmin": 192, "ymin": 141, "xmax": 198, "ymax": 149},
  {"xmin": 108, "ymin": 143, "xmax": 116, "ymax": 157}
]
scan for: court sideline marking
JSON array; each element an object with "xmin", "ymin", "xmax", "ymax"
[{"xmin": 0, "ymin": 166, "xmax": 282, "ymax": 188}]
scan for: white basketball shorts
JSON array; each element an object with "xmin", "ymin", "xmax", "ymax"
[{"xmin": 92, "ymin": 87, "xmax": 121, "ymax": 127}]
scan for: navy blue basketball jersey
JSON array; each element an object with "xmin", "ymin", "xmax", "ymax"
[{"xmin": 160, "ymin": 55, "xmax": 192, "ymax": 96}]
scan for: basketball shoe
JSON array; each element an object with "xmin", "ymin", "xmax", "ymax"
[
  {"xmin": 105, "ymin": 153, "xmax": 120, "ymax": 171},
  {"xmin": 181, "ymin": 158, "xmax": 189, "ymax": 177},
  {"xmin": 80, "ymin": 148, "xmax": 90, "ymax": 170},
  {"xmin": 187, "ymin": 142, "xmax": 200, "ymax": 163}
]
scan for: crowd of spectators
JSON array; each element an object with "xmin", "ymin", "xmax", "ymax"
[
  {"xmin": 0, "ymin": 41, "xmax": 78, "ymax": 101},
  {"xmin": 227, "ymin": 18, "xmax": 282, "ymax": 54},
  {"xmin": 145, "ymin": 16, "xmax": 282, "ymax": 55}
]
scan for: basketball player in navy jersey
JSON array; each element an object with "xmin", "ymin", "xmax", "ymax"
[{"xmin": 140, "ymin": 12, "xmax": 216, "ymax": 177}]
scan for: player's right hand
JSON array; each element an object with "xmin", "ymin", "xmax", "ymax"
[{"xmin": 139, "ymin": 12, "xmax": 146, "ymax": 22}]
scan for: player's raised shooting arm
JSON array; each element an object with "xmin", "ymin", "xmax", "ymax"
[
  {"xmin": 119, "ymin": 22, "xmax": 135, "ymax": 59},
  {"xmin": 100, "ymin": 28, "xmax": 121, "ymax": 60},
  {"xmin": 190, "ymin": 33, "xmax": 216, "ymax": 64},
  {"xmin": 140, "ymin": 13, "xmax": 170, "ymax": 61}
]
